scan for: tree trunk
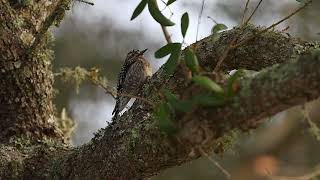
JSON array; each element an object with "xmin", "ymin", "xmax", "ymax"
[{"xmin": 0, "ymin": 0, "xmax": 67, "ymax": 142}]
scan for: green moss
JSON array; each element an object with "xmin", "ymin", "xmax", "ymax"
[
  {"xmin": 131, "ymin": 127, "xmax": 139, "ymax": 140},
  {"xmin": 213, "ymin": 130, "xmax": 237, "ymax": 154},
  {"xmin": 125, "ymin": 126, "xmax": 142, "ymax": 156},
  {"xmin": 7, "ymin": 160, "xmax": 23, "ymax": 178},
  {"xmin": 13, "ymin": 16, "xmax": 24, "ymax": 28}
]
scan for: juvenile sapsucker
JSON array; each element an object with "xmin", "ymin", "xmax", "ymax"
[{"xmin": 112, "ymin": 49, "xmax": 152, "ymax": 117}]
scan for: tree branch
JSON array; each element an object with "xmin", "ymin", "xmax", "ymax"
[{"xmin": 46, "ymin": 30, "xmax": 320, "ymax": 179}]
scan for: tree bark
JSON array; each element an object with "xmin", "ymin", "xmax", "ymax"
[
  {"xmin": 0, "ymin": 0, "xmax": 71, "ymax": 142},
  {"xmin": 0, "ymin": 0, "xmax": 320, "ymax": 179},
  {"xmin": 51, "ymin": 43, "xmax": 320, "ymax": 180}
]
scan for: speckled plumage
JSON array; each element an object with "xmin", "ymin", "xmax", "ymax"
[{"xmin": 112, "ymin": 49, "xmax": 152, "ymax": 117}]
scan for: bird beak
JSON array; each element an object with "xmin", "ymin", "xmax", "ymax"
[{"xmin": 140, "ymin": 49, "xmax": 148, "ymax": 55}]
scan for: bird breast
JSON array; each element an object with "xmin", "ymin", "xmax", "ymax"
[{"xmin": 138, "ymin": 57, "xmax": 152, "ymax": 77}]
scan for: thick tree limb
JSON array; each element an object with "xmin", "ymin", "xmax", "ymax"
[{"xmin": 49, "ymin": 36, "xmax": 320, "ymax": 179}]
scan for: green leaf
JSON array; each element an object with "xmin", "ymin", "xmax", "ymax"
[
  {"xmin": 226, "ymin": 69, "xmax": 245, "ymax": 97},
  {"xmin": 296, "ymin": 0, "xmax": 306, "ymax": 3},
  {"xmin": 148, "ymin": 0, "xmax": 175, "ymax": 26},
  {"xmin": 163, "ymin": 43, "xmax": 181, "ymax": 75},
  {"xmin": 131, "ymin": 0, "xmax": 149, "ymax": 20},
  {"xmin": 154, "ymin": 103, "xmax": 176, "ymax": 134},
  {"xmin": 211, "ymin": 23, "xmax": 228, "ymax": 34},
  {"xmin": 192, "ymin": 75, "xmax": 224, "ymax": 94},
  {"xmin": 181, "ymin": 12, "xmax": 189, "ymax": 38},
  {"xmin": 184, "ymin": 47, "xmax": 199, "ymax": 73},
  {"xmin": 155, "ymin": 43, "xmax": 180, "ymax": 58},
  {"xmin": 167, "ymin": 0, "xmax": 176, "ymax": 5},
  {"xmin": 175, "ymin": 100, "xmax": 194, "ymax": 112},
  {"xmin": 211, "ymin": 23, "xmax": 227, "ymax": 41},
  {"xmin": 155, "ymin": 43, "xmax": 181, "ymax": 75},
  {"xmin": 192, "ymin": 94, "xmax": 226, "ymax": 106},
  {"xmin": 162, "ymin": 89, "xmax": 193, "ymax": 112},
  {"xmin": 162, "ymin": 89, "xmax": 178, "ymax": 104}
]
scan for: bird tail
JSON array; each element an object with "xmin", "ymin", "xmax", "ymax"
[
  {"xmin": 112, "ymin": 96, "xmax": 131, "ymax": 118},
  {"xmin": 112, "ymin": 99, "xmax": 120, "ymax": 117}
]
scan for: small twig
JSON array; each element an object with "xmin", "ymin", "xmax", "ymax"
[
  {"xmin": 159, "ymin": 0, "xmax": 174, "ymax": 16},
  {"xmin": 196, "ymin": 0, "xmax": 205, "ymax": 42},
  {"xmin": 198, "ymin": 147, "xmax": 231, "ymax": 179},
  {"xmin": 119, "ymin": 92, "xmax": 155, "ymax": 107},
  {"xmin": 54, "ymin": 70, "xmax": 154, "ymax": 106},
  {"xmin": 281, "ymin": 26, "xmax": 290, "ymax": 32},
  {"xmin": 76, "ymin": 0, "xmax": 94, "ymax": 6},
  {"xmin": 214, "ymin": 0, "xmax": 311, "ymax": 72},
  {"xmin": 241, "ymin": 0, "xmax": 251, "ymax": 24},
  {"xmin": 234, "ymin": 0, "xmax": 312, "ymax": 48},
  {"xmin": 159, "ymin": 0, "xmax": 173, "ymax": 44},
  {"xmin": 93, "ymin": 79, "xmax": 155, "ymax": 107},
  {"xmin": 207, "ymin": 16, "xmax": 218, "ymax": 24},
  {"xmin": 160, "ymin": 0, "xmax": 167, "ymax": 6},
  {"xmin": 302, "ymin": 104, "xmax": 320, "ymax": 141},
  {"xmin": 161, "ymin": 25, "xmax": 172, "ymax": 44},
  {"xmin": 213, "ymin": 41, "xmax": 236, "ymax": 73},
  {"xmin": 243, "ymin": 0, "xmax": 263, "ymax": 26},
  {"xmin": 92, "ymin": 80, "xmax": 116, "ymax": 98}
]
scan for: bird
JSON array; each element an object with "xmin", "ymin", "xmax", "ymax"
[{"xmin": 112, "ymin": 49, "xmax": 152, "ymax": 117}]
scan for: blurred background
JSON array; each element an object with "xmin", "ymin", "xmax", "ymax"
[{"xmin": 52, "ymin": 0, "xmax": 320, "ymax": 179}]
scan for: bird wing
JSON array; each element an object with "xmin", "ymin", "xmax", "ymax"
[
  {"xmin": 112, "ymin": 60, "xmax": 134, "ymax": 116},
  {"xmin": 112, "ymin": 60, "xmax": 147, "ymax": 116}
]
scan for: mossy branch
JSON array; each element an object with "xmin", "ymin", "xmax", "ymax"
[{"xmin": 47, "ymin": 34, "xmax": 320, "ymax": 179}]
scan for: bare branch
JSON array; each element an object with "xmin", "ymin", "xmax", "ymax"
[
  {"xmin": 241, "ymin": 0, "xmax": 251, "ymax": 24},
  {"xmin": 234, "ymin": 0, "xmax": 312, "ymax": 48},
  {"xmin": 243, "ymin": 0, "xmax": 263, "ymax": 26},
  {"xmin": 196, "ymin": 0, "xmax": 205, "ymax": 42},
  {"xmin": 213, "ymin": 0, "xmax": 311, "ymax": 72},
  {"xmin": 76, "ymin": 0, "xmax": 94, "ymax": 5}
]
